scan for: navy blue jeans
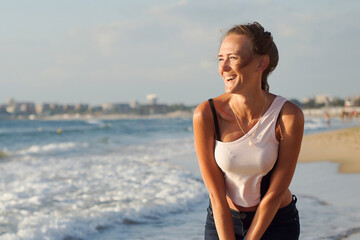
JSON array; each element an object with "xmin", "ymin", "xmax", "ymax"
[{"xmin": 205, "ymin": 196, "xmax": 300, "ymax": 240}]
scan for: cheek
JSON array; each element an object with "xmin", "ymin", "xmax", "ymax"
[
  {"xmin": 236, "ymin": 55, "xmax": 254, "ymax": 70},
  {"xmin": 238, "ymin": 60, "xmax": 251, "ymax": 70}
]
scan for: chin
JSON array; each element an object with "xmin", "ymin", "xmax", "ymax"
[
  {"xmin": 224, "ymin": 86, "xmax": 240, "ymax": 94},
  {"xmin": 224, "ymin": 80, "xmax": 241, "ymax": 94},
  {"xmin": 224, "ymin": 89, "xmax": 233, "ymax": 94}
]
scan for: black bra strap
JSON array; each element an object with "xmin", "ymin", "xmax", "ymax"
[{"xmin": 208, "ymin": 99, "xmax": 221, "ymax": 141}]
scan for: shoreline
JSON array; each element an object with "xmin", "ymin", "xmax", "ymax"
[{"xmin": 298, "ymin": 125, "xmax": 360, "ymax": 173}]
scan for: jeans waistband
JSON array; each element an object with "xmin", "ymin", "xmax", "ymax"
[{"xmin": 208, "ymin": 195, "xmax": 297, "ymax": 220}]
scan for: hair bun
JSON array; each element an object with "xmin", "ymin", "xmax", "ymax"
[{"xmin": 264, "ymin": 31, "xmax": 271, "ymax": 38}]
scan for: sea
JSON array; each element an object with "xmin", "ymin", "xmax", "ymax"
[{"xmin": 1, "ymin": 116, "xmax": 360, "ymax": 240}]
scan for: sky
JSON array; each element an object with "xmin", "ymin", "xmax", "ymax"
[{"xmin": 1, "ymin": 0, "xmax": 359, "ymax": 105}]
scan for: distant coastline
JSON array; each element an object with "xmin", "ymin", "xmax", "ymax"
[
  {"xmin": 2, "ymin": 95, "xmax": 359, "ymax": 121},
  {"xmin": 302, "ymin": 106, "xmax": 360, "ymax": 118},
  {"xmin": 0, "ymin": 110, "xmax": 194, "ymax": 121},
  {"xmin": 2, "ymin": 106, "xmax": 360, "ymax": 121}
]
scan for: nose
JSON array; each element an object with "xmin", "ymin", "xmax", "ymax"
[{"xmin": 219, "ymin": 58, "xmax": 231, "ymax": 72}]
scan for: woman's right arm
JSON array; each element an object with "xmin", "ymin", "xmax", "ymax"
[{"xmin": 193, "ymin": 102, "xmax": 236, "ymax": 240}]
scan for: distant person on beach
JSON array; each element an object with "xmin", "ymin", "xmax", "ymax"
[
  {"xmin": 193, "ymin": 22, "xmax": 304, "ymax": 240},
  {"xmin": 325, "ymin": 112, "xmax": 331, "ymax": 127}
]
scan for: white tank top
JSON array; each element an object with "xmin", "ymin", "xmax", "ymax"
[{"xmin": 214, "ymin": 96, "xmax": 287, "ymax": 207}]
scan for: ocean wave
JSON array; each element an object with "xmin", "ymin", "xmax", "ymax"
[
  {"xmin": 0, "ymin": 121, "xmax": 112, "ymax": 137},
  {"xmin": 304, "ymin": 117, "xmax": 327, "ymax": 130},
  {"xmin": 16, "ymin": 142, "xmax": 89, "ymax": 156},
  {"xmin": 0, "ymin": 151, "xmax": 207, "ymax": 240},
  {"xmin": 85, "ymin": 119, "xmax": 111, "ymax": 128}
]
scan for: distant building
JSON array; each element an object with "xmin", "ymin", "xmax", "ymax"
[
  {"xmin": 6, "ymin": 104, "xmax": 21, "ymax": 115},
  {"xmin": 36, "ymin": 103, "xmax": 51, "ymax": 115},
  {"xmin": 0, "ymin": 104, "xmax": 8, "ymax": 114},
  {"xmin": 302, "ymin": 97, "xmax": 312, "ymax": 104},
  {"xmin": 139, "ymin": 104, "xmax": 168, "ymax": 115},
  {"xmin": 63, "ymin": 104, "xmax": 75, "ymax": 112},
  {"xmin": 6, "ymin": 98, "xmax": 16, "ymax": 106},
  {"xmin": 89, "ymin": 105, "xmax": 102, "ymax": 113},
  {"xmin": 130, "ymin": 100, "xmax": 139, "ymax": 109},
  {"xmin": 20, "ymin": 103, "xmax": 36, "ymax": 114},
  {"xmin": 102, "ymin": 103, "xmax": 130, "ymax": 113},
  {"xmin": 75, "ymin": 104, "xmax": 89, "ymax": 113},
  {"xmin": 315, "ymin": 95, "xmax": 333, "ymax": 106},
  {"xmin": 49, "ymin": 103, "xmax": 63, "ymax": 113},
  {"xmin": 0, "ymin": 104, "xmax": 10, "ymax": 118},
  {"xmin": 146, "ymin": 94, "xmax": 158, "ymax": 105},
  {"xmin": 344, "ymin": 95, "xmax": 360, "ymax": 107},
  {"xmin": 5, "ymin": 99, "xmax": 35, "ymax": 115}
]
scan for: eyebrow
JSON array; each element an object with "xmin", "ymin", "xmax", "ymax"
[
  {"xmin": 217, "ymin": 53, "xmax": 239, "ymax": 57},
  {"xmin": 218, "ymin": 53, "xmax": 239, "ymax": 58}
]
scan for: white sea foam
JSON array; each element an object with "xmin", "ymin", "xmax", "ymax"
[
  {"xmin": 0, "ymin": 137, "xmax": 207, "ymax": 240},
  {"xmin": 86, "ymin": 119, "xmax": 104, "ymax": 124},
  {"xmin": 85, "ymin": 119, "xmax": 110, "ymax": 128},
  {"xmin": 16, "ymin": 142, "xmax": 89, "ymax": 156},
  {"xmin": 304, "ymin": 117, "xmax": 326, "ymax": 130},
  {"xmin": 304, "ymin": 117, "xmax": 360, "ymax": 134}
]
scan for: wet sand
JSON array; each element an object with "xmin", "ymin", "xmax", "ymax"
[
  {"xmin": 297, "ymin": 125, "xmax": 360, "ymax": 239},
  {"xmin": 299, "ymin": 126, "xmax": 360, "ymax": 173}
]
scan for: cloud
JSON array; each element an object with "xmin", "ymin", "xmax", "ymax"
[
  {"xmin": 37, "ymin": 6, "xmax": 220, "ymax": 89},
  {"xmin": 277, "ymin": 23, "xmax": 298, "ymax": 38},
  {"xmin": 2, "ymin": 0, "xmax": 359, "ymax": 104}
]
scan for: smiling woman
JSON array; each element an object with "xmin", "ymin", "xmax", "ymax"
[
  {"xmin": 218, "ymin": 24, "xmax": 278, "ymax": 94},
  {"xmin": 193, "ymin": 22, "xmax": 304, "ymax": 240},
  {"xmin": 218, "ymin": 34, "xmax": 255, "ymax": 94}
]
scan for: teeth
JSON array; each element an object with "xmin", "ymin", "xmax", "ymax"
[{"xmin": 226, "ymin": 76, "xmax": 235, "ymax": 81}]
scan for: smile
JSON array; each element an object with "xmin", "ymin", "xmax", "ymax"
[{"xmin": 225, "ymin": 76, "xmax": 236, "ymax": 81}]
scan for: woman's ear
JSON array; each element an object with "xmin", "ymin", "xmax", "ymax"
[{"xmin": 257, "ymin": 55, "xmax": 270, "ymax": 72}]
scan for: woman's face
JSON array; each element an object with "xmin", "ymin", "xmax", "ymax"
[{"xmin": 218, "ymin": 34, "xmax": 258, "ymax": 94}]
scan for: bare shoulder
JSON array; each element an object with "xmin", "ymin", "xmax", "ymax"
[
  {"xmin": 280, "ymin": 100, "xmax": 304, "ymax": 130},
  {"xmin": 193, "ymin": 100, "xmax": 213, "ymax": 125},
  {"xmin": 193, "ymin": 94, "xmax": 229, "ymax": 124},
  {"xmin": 281, "ymin": 100, "xmax": 304, "ymax": 119}
]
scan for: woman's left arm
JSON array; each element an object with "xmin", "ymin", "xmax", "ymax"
[{"xmin": 244, "ymin": 101, "xmax": 304, "ymax": 240}]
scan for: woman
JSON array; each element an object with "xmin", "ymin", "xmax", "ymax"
[{"xmin": 193, "ymin": 22, "xmax": 304, "ymax": 240}]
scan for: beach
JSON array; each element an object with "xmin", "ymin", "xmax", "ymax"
[
  {"xmin": 296, "ymin": 125, "xmax": 360, "ymax": 239},
  {"xmin": 299, "ymin": 126, "xmax": 360, "ymax": 173}
]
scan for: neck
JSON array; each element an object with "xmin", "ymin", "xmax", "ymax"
[{"xmin": 229, "ymin": 89, "xmax": 266, "ymax": 121}]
